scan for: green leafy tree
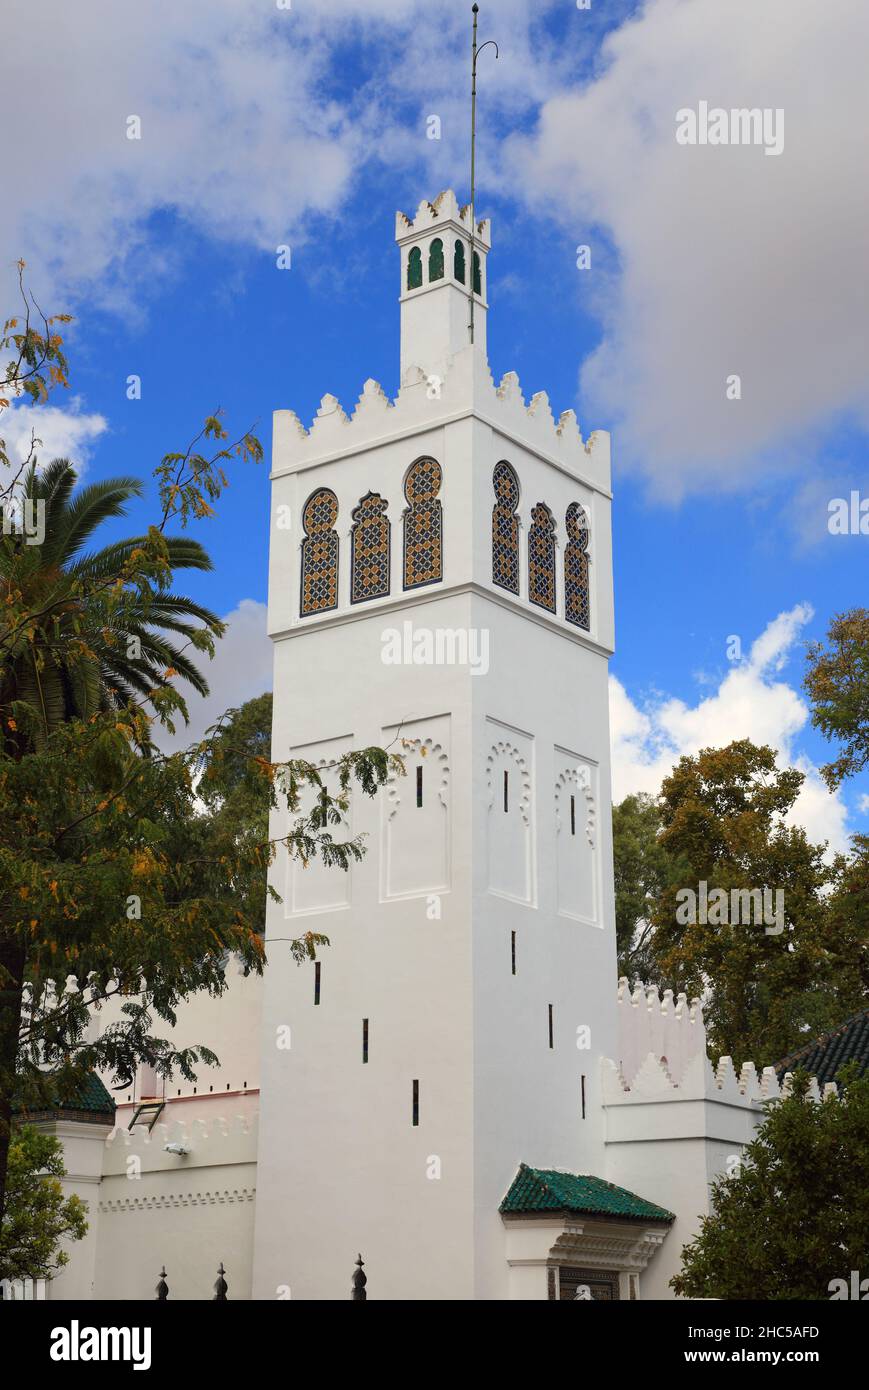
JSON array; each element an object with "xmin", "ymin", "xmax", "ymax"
[
  {"xmin": 612, "ymin": 792, "xmax": 674, "ymax": 981},
  {"xmin": 804, "ymin": 608, "xmax": 869, "ymax": 790},
  {"xmin": 0, "ymin": 1125, "xmax": 87, "ymax": 1282},
  {"xmin": 4, "ymin": 711, "xmax": 396, "ymax": 1180},
  {"xmin": 651, "ymin": 740, "xmax": 838, "ymax": 1063},
  {"xmin": 195, "ymin": 693, "xmax": 275, "ymax": 928},
  {"xmin": 822, "ymin": 834, "xmax": 869, "ymax": 1010},
  {"xmin": 672, "ymin": 1068, "xmax": 869, "ymax": 1300},
  {"xmin": 0, "ymin": 437, "xmax": 247, "ymax": 1226},
  {"xmin": 0, "ymin": 261, "xmax": 71, "ymax": 481}
]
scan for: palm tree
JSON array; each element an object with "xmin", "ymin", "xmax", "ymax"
[
  {"xmin": 0, "ymin": 458, "xmax": 222, "ymax": 750},
  {"xmin": 0, "ymin": 459, "xmax": 224, "ymax": 1229}
]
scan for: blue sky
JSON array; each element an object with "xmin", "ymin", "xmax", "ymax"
[{"xmin": 3, "ymin": 0, "xmax": 867, "ymax": 849}]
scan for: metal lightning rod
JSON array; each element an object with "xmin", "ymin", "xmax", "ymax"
[{"xmin": 469, "ymin": 3, "xmax": 498, "ymax": 346}]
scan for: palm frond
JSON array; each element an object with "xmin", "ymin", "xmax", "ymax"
[{"xmin": 47, "ymin": 476, "xmax": 144, "ymax": 566}]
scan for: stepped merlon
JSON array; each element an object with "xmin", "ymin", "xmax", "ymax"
[{"xmin": 395, "ymin": 189, "xmax": 491, "ymax": 248}]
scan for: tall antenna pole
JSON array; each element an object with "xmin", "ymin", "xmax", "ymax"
[
  {"xmin": 469, "ymin": 4, "xmax": 479, "ymax": 347},
  {"xmin": 469, "ymin": 4, "xmax": 498, "ymax": 347}
]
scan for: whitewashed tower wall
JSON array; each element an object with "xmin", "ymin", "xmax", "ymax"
[{"xmin": 253, "ymin": 192, "xmax": 618, "ymax": 1300}]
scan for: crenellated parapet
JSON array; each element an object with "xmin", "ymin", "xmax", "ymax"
[
  {"xmin": 607, "ymin": 979, "xmax": 838, "ymax": 1108},
  {"xmin": 601, "ymin": 1049, "xmax": 785, "ymax": 1107},
  {"xmin": 103, "ymin": 1112, "xmax": 258, "ymax": 1176},
  {"xmin": 395, "ymin": 189, "xmax": 491, "ymax": 250},
  {"xmin": 615, "ymin": 977, "xmax": 706, "ymax": 1090},
  {"xmin": 272, "ymin": 359, "xmax": 611, "ymax": 493},
  {"xmin": 602, "ymin": 986, "xmax": 839, "ymax": 1301},
  {"xmin": 601, "ymin": 1047, "xmax": 838, "ymax": 1151}
]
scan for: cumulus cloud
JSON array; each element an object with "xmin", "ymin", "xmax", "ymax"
[
  {"xmin": 510, "ymin": 0, "xmax": 869, "ymax": 496},
  {"xmin": 0, "ymin": 0, "xmax": 562, "ymax": 312},
  {"xmin": 156, "ymin": 598, "xmax": 272, "ymax": 755},
  {"xmin": 5, "ymin": 1, "xmax": 866, "ymax": 500},
  {"xmin": 1, "ymin": 1, "xmax": 366, "ymax": 307},
  {"xmin": 609, "ymin": 602, "xmax": 852, "ymax": 851},
  {"xmin": 0, "ymin": 397, "xmax": 107, "ymax": 477}
]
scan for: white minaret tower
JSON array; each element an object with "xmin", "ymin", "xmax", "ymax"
[{"xmin": 252, "ymin": 191, "xmax": 618, "ymax": 1301}]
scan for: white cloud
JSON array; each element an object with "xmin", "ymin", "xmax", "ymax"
[
  {"xmin": 510, "ymin": 0, "xmax": 869, "ymax": 496},
  {"xmin": 1, "ymin": 1, "xmax": 364, "ymax": 308},
  {"xmin": 0, "ymin": 0, "xmax": 561, "ymax": 313},
  {"xmin": 789, "ymin": 759, "xmax": 851, "ymax": 858},
  {"xmin": 6, "ymin": 0, "xmax": 866, "ymax": 502},
  {"xmin": 1, "ymin": 397, "xmax": 107, "ymax": 476},
  {"xmin": 156, "ymin": 598, "xmax": 272, "ymax": 755},
  {"xmin": 610, "ymin": 602, "xmax": 852, "ymax": 851}
]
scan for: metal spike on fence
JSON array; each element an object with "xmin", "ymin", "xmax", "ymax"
[
  {"xmin": 351, "ymin": 1253, "xmax": 367, "ymax": 1301},
  {"xmin": 156, "ymin": 1266, "xmax": 169, "ymax": 1301},
  {"xmin": 213, "ymin": 1261, "xmax": 228, "ymax": 1301}
]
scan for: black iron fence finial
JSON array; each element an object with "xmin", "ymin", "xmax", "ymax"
[{"xmin": 351, "ymin": 1253, "xmax": 367, "ymax": 1301}]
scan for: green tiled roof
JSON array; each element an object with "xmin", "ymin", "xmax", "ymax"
[
  {"xmin": 14, "ymin": 1071, "xmax": 116, "ymax": 1120},
  {"xmin": 773, "ymin": 1008, "xmax": 869, "ymax": 1087},
  {"xmin": 500, "ymin": 1164, "xmax": 675, "ymax": 1223},
  {"xmin": 64, "ymin": 1072, "xmax": 116, "ymax": 1116}
]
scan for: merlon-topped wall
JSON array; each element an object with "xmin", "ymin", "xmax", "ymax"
[
  {"xmin": 610, "ymin": 978, "xmax": 838, "ymax": 1105},
  {"xmin": 272, "ymin": 358, "xmax": 611, "ymax": 494}
]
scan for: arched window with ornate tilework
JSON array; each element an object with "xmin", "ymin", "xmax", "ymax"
[
  {"xmin": 565, "ymin": 502, "xmax": 591, "ymax": 630},
  {"xmin": 351, "ymin": 491, "xmax": 391, "ymax": 604},
  {"xmin": 428, "ymin": 238, "xmax": 445, "ymax": 282},
  {"xmin": 492, "ymin": 461, "xmax": 520, "ymax": 595},
  {"xmin": 403, "ymin": 457, "xmax": 443, "ymax": 590},
  {"xmin": 528, "ymin": 502, "xmax": 556, "ymax": 613},
  {"xmin": 407, "ymin": 246, "xmax": 422, "ymax": 290},
  {"xmin": 300, "ymin": 488, "xmax": 339, "ymax": 616}
]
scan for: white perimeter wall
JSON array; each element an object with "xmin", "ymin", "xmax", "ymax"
[{"xmin": 94, "ymin": 1119, "xmax": 257, "ymax": 1301}]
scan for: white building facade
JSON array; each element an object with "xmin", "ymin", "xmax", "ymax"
[{"xmin": 24, "ymin": 192, "xmax": 822, "ymax": 1302}]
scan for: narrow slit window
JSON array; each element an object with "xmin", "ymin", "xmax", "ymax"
[
  {"xmin": 503, "ymin": 769, "xmax": 509, "ymax": 812},
  {"xmin": 581, "ymin": 1074, "xmax": 587, "ymax": 1119},
  {"xmin": 362, "ymin": 1019, "xmax": 369, "ymax": 1064},
  {"xmin": 412, "ymin": 1079, "xmax": 419, "ymax": 1126},
  {"xmin": 416, "ymin": 764, "xmax": 423, "ymax": 807},
  {"xmin": 511, "ymin": 930, "xmax": 516, "ymax": 976},
  {"xmin": 548, "ymin": 1004, "xmax": 554, "ymax": 1049},
  {"xmin": 570, "ymin": 794, "xmax": 576, "ymax": 836},
  {"xmin": 314, "ymin": 961, "xmax": 321, "ymax": 1006}
]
